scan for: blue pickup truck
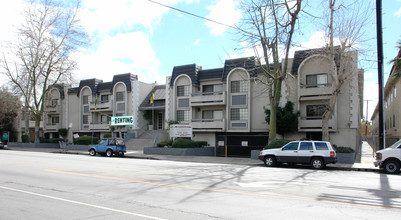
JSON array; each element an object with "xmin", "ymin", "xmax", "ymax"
[{"xmin": 89, "ymin": 138, "xmax": 126, "ymax": 157}]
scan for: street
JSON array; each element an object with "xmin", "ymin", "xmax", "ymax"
[{"xmin": 1, "ymin": 150, "xmax": 401, "ymax": 219}]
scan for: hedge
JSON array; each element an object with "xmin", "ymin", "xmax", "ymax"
[
  {"xmin": 157, "ymin": 139, "xmax": 174, "ymax": 148},
  {"xmin": 171, "ymin": 138, "xmax": 199, "ymax": 148},
  {"xmin": 73, "ymin": 136, "xmax": 99, "ymax": 145},
  {"xmin": 264, "ymin": 139, "xmax": 291, "ymax": 149},
  {"xmin": 333, "ymin": 145, "xmax": 355, "ymax": 153}
]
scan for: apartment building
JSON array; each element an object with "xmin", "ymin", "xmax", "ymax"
[
  {"xmin": 162, "ymin": 48, "xmax": 363, "ymax": 156},
  {"xmin": 371, "ymin": 49, "xmax": 401, "ymax": 147},
  {"xmin": 43, "ymin": 73, "xmax": 152, "ymax": 142}
]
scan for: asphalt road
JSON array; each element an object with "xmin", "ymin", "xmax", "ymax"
[{"xmin": 1, "ymin": 150, "xmax": 401, "ymax": 219}]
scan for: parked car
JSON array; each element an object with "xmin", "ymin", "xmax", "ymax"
[
  {"xmin": 374, "ymin": 139, "xmax": 401, "ymax": 174},
  {"xmin": 89, "ymin": 138, "xmax": 126, "ymax": 157},
  {"xmin": 0, "ymin": 141, "xmax": 4, "ymax": 149},
  {"xmin": 258, "ymin": 141, "xmax": 337, "ymax": 169}
]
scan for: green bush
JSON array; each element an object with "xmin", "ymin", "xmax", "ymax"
[
  {"xmin": 39, "ymin": 137, "xmax": 48, "ymax": 143},
  {"xmin": 103, "ymin": 133, "xmax": 112, "ymax": 138},
  {"xmin": 73, "ymin": 136, "xmax": 99, "ymax": 145},
  {"xmin": 49, "ymin": 138, "xmax": 64, "ymax": 143},
  {"xmin": 264, "ymin": 139, "xmax": 291, "ymax": 149},
  {"xmin": 195, "ymin": 141, "xmax": 208, "ymax": 147},
  {"xmin": 171, "ymin": 138, "xmax": 199, "ymax": 148},
  {"xmin": 157, "ymin": 139, "xmax": 173, "ymax": 148},
  {"xmin": 333, "ymin": 146, "xmax": 355, "ymax": 153},
  {"xmin": 21, "ymin": 134, "xmax": 29, "ymax": 143}
]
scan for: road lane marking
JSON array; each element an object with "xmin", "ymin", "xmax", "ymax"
[
  {"xmin": 0, "ymin": 185, "xmax": 167, "ymax": 220},
  {"xmin": 45, "ymin": 169, "xmax": 401, "ymax": 210}
]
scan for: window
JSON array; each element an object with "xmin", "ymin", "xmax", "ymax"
[
  {"xmin": 116, "ymin": 92, "xmax": 124, "ymax": 101},
  {"xmin": 306, "ymin": 105, "xmax": 326, "ymax": 120},
  {"xmin": 101, "ymin": 95, "xmax": 109, "ymax": 103},
  {"xmin": 51, "ymin": 99, "xmax": 58, "ymax": 106},
  {"xmin": 101, "ymin": 115, "xmax": 110, "ymax": 124},
  {"xmin": 177, "ymin": 110, "xmax": 190, "ymax": 121},
  {"xmin": 83, "ymin": 106, "xmax": 89, "ymax": 113},
  {"xmin": 231, "ymin": 81, "xmax": 248, "ymax": 93},
  {"xmin": 394, "ymin": 115, "xmax": 396, "ymax": 128},
  {"xmin": 177, "ymin": 85, "xmax": 190, "ymax": 96},
  {"xmin": 232, "ymin": 95, "xmax": 246, "ymax": 105},
  {"xmin": 51, "ymin": 117, "xmax": 59, "ymax": 125},
  {"xmin": 203, "ymin": 84, "xmax": 223, "ymax": 95},
  {"xmin": 231, "ymin": 108, "xmax": 248, "ymax": 120},
  {"xmin": 83, "ymin": 115, "xmax": 89, "ymax": 124},
  {"xmin": 306, "ymin": 74, "xmax": 328, "ymax": 88},
  {"xmin": 82, "ymin": 95, "xmax": 89, "ymax": 104},
  {"xmin": 178, "ymin": 98, "xmax": 189, "ymax": 108},
  {"xmin": 315, "ymin": 142, "xmax": 329, "ymax": 150},
  {"xmin": 202, "ymin": 110, "xmax": 223, "ymax": 120},
  {"xmin": 300, "ymin": 142, "xmax": 313, "ymax": 150},
  {"xmin": 283, "ymin": 142, "xmax": 299, "ymax": 150}
]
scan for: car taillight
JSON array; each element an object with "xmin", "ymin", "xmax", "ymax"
[{"xmin": 330, "ymin": 151, "xmax": 335, "ymax": 157}]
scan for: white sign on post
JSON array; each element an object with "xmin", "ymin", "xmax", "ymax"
[{"xmin": 170, "ymin": 124, "xmax": 192, "ymax": 139}]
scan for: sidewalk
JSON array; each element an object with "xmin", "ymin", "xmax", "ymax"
[{"xmin": 3, "ymin": 141, "xmax": 380, "ymax": 172}]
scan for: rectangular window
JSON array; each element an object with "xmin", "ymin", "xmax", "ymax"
[
  {"xmin": 116, "ymin": 92, "xmax": 124, "ymax": 101},
  {"xmin": 51, "ymin": 117, "xmax": 59, "ymax": 125},
  {"xmin": 117, "ymin": 103, "xmax": 125, "ymax": 111},
  {"xmin": 306, "ymin": 105, "xmax": 326, "ymax": 120},
  {"xmin": 300, "ymin": 142, "xmax": 313, "ymax": 150},
  {"xmin": 177, "ymin": 110, "xmax": 190, "ymax": 121},
  {"xmin": 315, "ymin": 142, "xmax": 329, "ymax": 150},
  {"xmin": 178, "ymin": 98, "xmax": 189, "ymax": 108},
  {"xmin": 231, "ymin": 81, "xmax": 248, "ymax": 93},
  {"xmin": 101, "ymin": 115, "xmax": 110, "ymax": 124},
  {"xmin": 306, "ymin": 74, "xmax": 327, "ymax": 88},
  {"xmin": 101, "ymin": 95, "xmax": 109, "ymax": 103},
  {"xmin": 83, "ymin": 115, "xmax": 89, "ymax": 124},
  {"xmin": 51, "ymin": 99, "xmax": 58, "ymax": 106},
  {"xmin": 203, "ymin": 84, "xmax": 223, "ymax": 95},
  {"xmin": 177, "ymin": 85, "xmax": 190, "ymax": 96},
  {"xmin": 83, "ymin": 106, "xmax": 89, "ymax": 113},
  {"xmin": 82, "ymin": 95, "xmax": 89, "ymax": 104},
  {"xmin": 202, "ymin": 110, "xmax": 223, "ymax": 120},
  {"xmin": 231, "ymin": 108, "xmax": 248, "ymax": 120},
  {"xmin": 232, "ymin": 95, "xmax": 246, "ymax": 105}
]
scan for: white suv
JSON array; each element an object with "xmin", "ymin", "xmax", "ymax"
[{"xmin": 258, "ymin": 141, "xmax": 337, "ymax": 169}]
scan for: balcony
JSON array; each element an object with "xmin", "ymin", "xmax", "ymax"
[
  {"xmin": 191, "ymin": 119, "xmax": 225, "ymax": 132},
  {"xmin": 191, "ymin": 91, "xmax": 226, "ymax": 106},
  {"xmin": 45, "ymin": 123, "xmax": 61, "ymax": 131},
  {"xmin": 90, "ymin": 122, "xmax": 110, "ymax": 131},
  {"xmin": 90, "ymin": 100, "xmax": 113, "ymax": 111},
  {"xmin": 299, "ymin": 84, "xmax": 333, "ymax": 100},
  {"xmin": 298, "ymin": 116, "xmax": 337, "ymax": 132},
  {"xmin": 44, "ymin": 104, "xmax": 62, "ymax": 113}
]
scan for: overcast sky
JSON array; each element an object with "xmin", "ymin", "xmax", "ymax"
[{"xmin": 1, "ymin": 0, "xmax": 401, "ymax": 120}]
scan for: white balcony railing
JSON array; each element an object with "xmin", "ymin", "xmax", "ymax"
[
  {"xmin": 191, "ymin": 91, "xmax": 226, "ymax": 106},
  {"xmin": 191, "ymin": 119, "xmax": 225, "ymax": 131}
]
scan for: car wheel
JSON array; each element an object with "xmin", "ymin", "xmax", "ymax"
[
  {"xmin": 264, "ymin": 156, "xmax": 276, "ymax": 167},
  {"xmin": 383, "ymin": 160, "xmax": 400, "ymax": 174},
  {"xmin": 89, "ymin": 149, "xmax": 96, "ymax": 156},
  {"xmin": 311, "ymin": 157, "xmax": 325, "ymax": 169},
  {"xmin": 106, "ymin": 149, "xmax": 113, "ymax": 157}
]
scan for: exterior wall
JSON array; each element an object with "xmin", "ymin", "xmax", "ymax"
[
  {"xmin": 192, "ymin": 132, "xmax": 215, "ymax": 147},
  {"xmin": 250, "ymin": 75, "xmax": 269, "ymax": 132}
]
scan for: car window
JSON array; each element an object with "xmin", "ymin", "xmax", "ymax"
[
  {"xmin": 109, "ymin": 139, "xmax": 116, "ymax": 145},
  {"xmin": 300, "ymin": 142, "xmax": 313, "ymax": 150},
  {"xmin": 315, "ymin": 142, "xmax": 329, "ymax": 150},
  {"xmin": 116, "ymin": 139, "xmax": 124, "ymax": 146},
  {"xmin": 283, "ymin": 142, "xmax": 299, "ymax": 151},
  {"xmin": 99, "ymin": 139, "xmax": 107, "ymax": 145}
]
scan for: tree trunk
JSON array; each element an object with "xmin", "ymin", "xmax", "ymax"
[
  {"xmin": 24, "ymin": 108, "xmax": 30, "ymax": 142},
  {"xmin": 268, "ymin": 103, "xmax": 277, "ymax": 141},
  {"xmin": 34, "ymin": 114, "xmax": 41, "ymax": 143}
]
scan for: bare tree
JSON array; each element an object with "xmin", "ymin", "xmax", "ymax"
[
  {"xmin": 237, "ymin": 0, "xmax": 302, "ymax": 141},
  {"xmin": 0, "ymin": 87, "xmax": 21, "ymax": 131},
  {"xmin": 0, "ymin": 0, "xmax": 87, "ymax": 142},
  {"xmin": 321, "ymin": 0, "xmax": 371, "ymax": 141}
]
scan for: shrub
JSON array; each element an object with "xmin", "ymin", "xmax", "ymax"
[
  {"xmin": 73, "ymin": 136, "xmax": 99, "ymax": 145},
  {"xmin": 58, "ymin": 128, "xmax": 68, "ymax": 138},
  {"xmin": 264, "ymin": 139, "xmax": 291, "ymax": 149},
  {"xmin": 103, "ymin": 133, "xmax": 112, "ymax": 138},
  {"xmin": 39, "ymin": 137, "xmax": 48, "ymax": 143},
  {"xmin": 49, "ymin": 138, "xmax": 64, "ymax": 143},
  {"xmin": 195, "ymin": 141, "xmax": 208, "ymax": 147},
  {"xmin": 171, "ymin": 138, "xmax": 199, "ymax": 148},
  {"xmin": 21, "ymin": 134, "xmax": 30, "ymax": 143},
  {"xmin": 157, "ymin": 139, "xmax": 173, "ymax": 148},
  {"xmin": 333, "ymin": 146, "xmax": 355, "ymax": 153}
]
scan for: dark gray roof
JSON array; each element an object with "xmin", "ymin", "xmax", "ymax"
[
  {"xmin": 222, "ymin": 57, "xmax": 257, "ymax": 82},
  {"xmin": 48, "ymin": 84, "xmax": 65, "ymax": 99},
  {"xmin": 198, "ymin": 68, "xmax": 223, "ymax": 81},
  {"xmin": 70, "ymin": 73, "xmax": 138, "ymax": 96},
  {"xmin": 291, "ymin": 47, "xmax": 340, "ymax": 76},
  {"xmin": 139, "ymin": 85, "xmax": 166, "ymax": 110},
  {"xmin": 170, "ymin": 64, "xmax": 202, "ymax": 87}
]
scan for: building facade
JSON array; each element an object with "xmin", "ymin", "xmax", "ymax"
[{"xmin": 371, "ymin": 49, "xmax": 401, "ymax": 147}]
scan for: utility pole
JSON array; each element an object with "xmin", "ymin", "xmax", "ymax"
[{"xmin": 376, "ymin": 0, "xmax": 385, "ymax": 149}]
